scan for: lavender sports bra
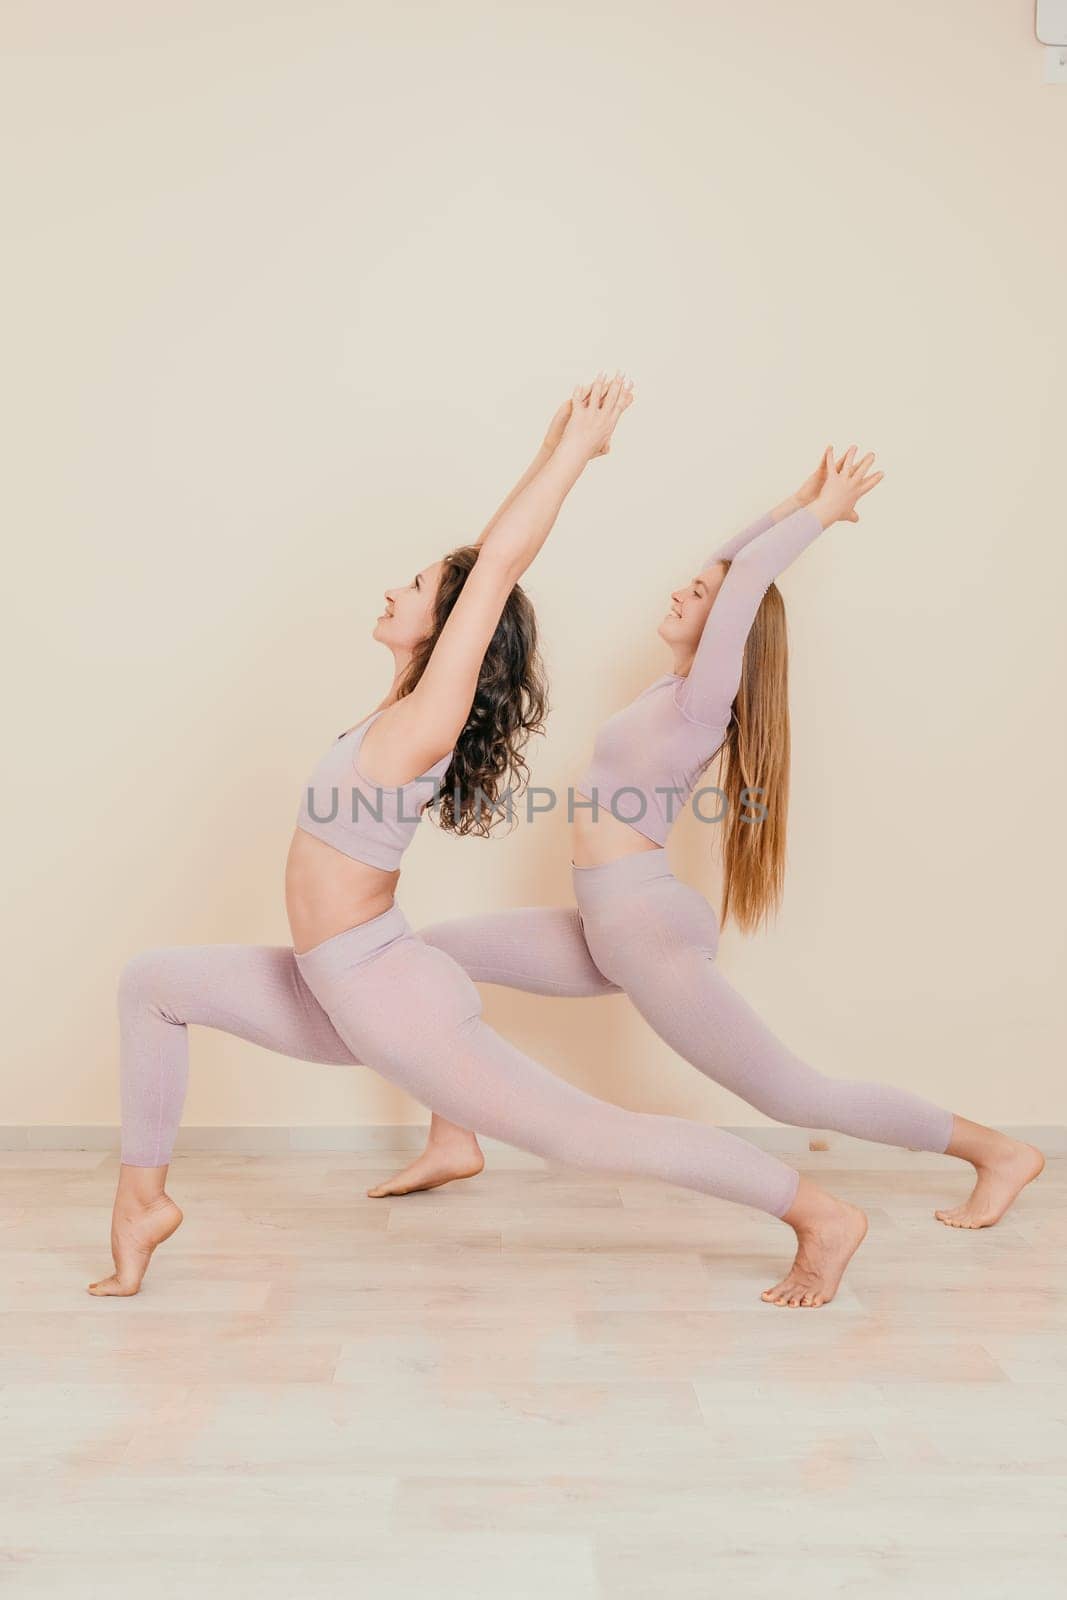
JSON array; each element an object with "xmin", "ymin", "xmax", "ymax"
[
  {"xmin": 295, "ymin": 709, "xmax": 453, "ymax": 872},
  {"xmin": 577, "ymin": 505, "xmax": 824, "ymax": 847}
]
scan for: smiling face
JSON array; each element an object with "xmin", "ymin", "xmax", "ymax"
[
  {"xmin": 657, "ymin": 561, "xmax": 729, "ymax": 655},
  {"xmin": 372, "ymin": 560, "xmax": 443, "ymax": 655}
]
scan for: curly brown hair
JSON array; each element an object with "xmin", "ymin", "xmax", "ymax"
[{"xmin": 396, "ymin": 545, "xmax": 548, "ymax": 835}]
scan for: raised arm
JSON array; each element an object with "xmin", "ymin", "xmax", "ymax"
[
  {"xmin": 699, "ymin": 445, "xmax": 852, "ymax": 569},
  {"xmin": 382, "ymin": 374, "xmax": 634, "ymax": 769},
  {"xmin": 677, "ymin": 445, "xmax": 884, "ymax": 727},
  {"xmin": 473, "ymin": 385, "xmax": 597, "ymax": 550}
]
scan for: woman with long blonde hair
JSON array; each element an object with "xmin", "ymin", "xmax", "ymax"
[{"xmin": 369, "ymin": 441, "xmax": 1044, "ymax": 1308}]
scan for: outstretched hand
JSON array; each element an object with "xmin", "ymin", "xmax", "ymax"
[
  {"xmin": 543, "ymin": 389, "xmax": 588, "ymax": 452},
  {"xmin": 557, "ymin": 371, "xmax": 636, "ymax": 462},
  {"xmin": 795, "ymin": 446, "xmax": 847, "ymax": 507},
  {"xmin": 811, "ymin": 444, "xmax": 884, "ymax": 526},
  {"xmin": 543, "ymin": 371, "xmax": 636, "ymax": 455}
]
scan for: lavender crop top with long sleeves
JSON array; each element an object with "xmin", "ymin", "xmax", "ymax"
[{"xmin": 576, "ymin": 504, "xmax": 824, "ymax": 846}]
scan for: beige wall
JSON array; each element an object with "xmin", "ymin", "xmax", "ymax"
[{"xmin": 4, "ymin": 1, "xmax": 1064, "ymax": 1137}]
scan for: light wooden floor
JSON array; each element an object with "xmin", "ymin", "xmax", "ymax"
[{"xmin": 2, "ymin": 1145, "xmax": 1064, "ymax": 1599}]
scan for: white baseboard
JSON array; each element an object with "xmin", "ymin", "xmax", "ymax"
[{"xmin": 2, "ymin": 1124, "xmax": 1064, "ymax": 1160}]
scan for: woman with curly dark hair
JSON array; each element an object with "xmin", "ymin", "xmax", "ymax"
[{"xmin": 92, "ymin": 374, "xmax": 643, "ymax": 1294}]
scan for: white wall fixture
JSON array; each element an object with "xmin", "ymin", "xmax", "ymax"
[
  {"xmin": 1036, "ymin": 1, "xmax": 1067, "ymax": 43},
  {"xmin": 1036, "ymin": 1, "xmax": 1067, "ymax": 81}
]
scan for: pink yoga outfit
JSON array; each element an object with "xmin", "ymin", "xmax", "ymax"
[
  {"xmin": 117, "ymin": 504, "xmax": 953, "ymax": 1209},
  {"xmin": 578, "ymin": 506, "xmax": 823, "ymax": 841},
  {"xmin": 295, "ymin": 709, "xmax": 452, "ymax": 870},
  {"xmin": 415, "ymin": 504, "xmax": 953, "ymax": 1162},
  {"xmin": 117, "ymin": 695, "xmax": 806, "ymax": 1219}
]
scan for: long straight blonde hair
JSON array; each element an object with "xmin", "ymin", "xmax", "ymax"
[{"xmin": 717, "ymin": 577, "xmax": 790, "ymax": 933}]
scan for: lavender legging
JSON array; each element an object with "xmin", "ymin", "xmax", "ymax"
[
  {"xmin": 422, "ymin": 851, "xmax": 955, "ymax": 1158},
  {"xmin": 118, "ymin": 853, "xmax": 952, "ymax": 1216},
  {"xmin": 119, "ymin": 903, "xmax": 802, "ymax": 1218}
]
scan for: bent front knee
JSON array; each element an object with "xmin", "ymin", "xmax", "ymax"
[{"xmin": 117, "ymin": 947, "xmax": 181, "ymax": 1015}]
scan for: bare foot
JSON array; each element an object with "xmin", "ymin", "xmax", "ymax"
[
  {"xmin": 935, "ymin": 1135, "xmax": 1045, "ymax": 1229},
  {"xmin": 87, "ymin": 1194, "xmax": 183, "ymax": 1296},
  {"xmin": 367, "ymin": 1138, "xmax": 485, "ymax": 1198},
  {"xmin": 762, "ymin": 1191, "xmax": 868, "ymax": 1309}
]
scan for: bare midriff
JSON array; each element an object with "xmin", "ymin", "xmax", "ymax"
[
  {"xmin": 570, "ymin": 792, "xmax": 664, "ymax": 869},
  {"xmin": 284, "ymin": 828, "xmax": 400, "ymax": 955}
]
